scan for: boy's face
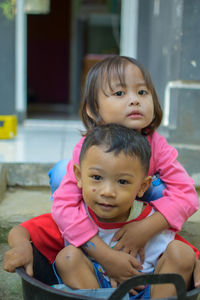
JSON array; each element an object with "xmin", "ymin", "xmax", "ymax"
[{"xmin": 74, "ymin": 145, "xmax": 151, "ymax": 223}]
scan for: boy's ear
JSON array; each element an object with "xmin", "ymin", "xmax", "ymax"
[
  {"xmin": 73, "ymin": 163, "xmax": 82, "ymax": 189},
  {"xmin": 137, "ymin": 176, "xmax": 152, "ymax": 198}
]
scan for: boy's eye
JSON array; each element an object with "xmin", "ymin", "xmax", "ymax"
[
  {"xmin": 118, "ymin": 179, "xmax": 129, "ymax": 185},
  {"xmin": 138, "ymin": 89, "xmax": 148, "ymax": 95},
  {"xmin": 92, "ymin": 175, "xmax": 102, "ymax": 181},
  {"xmin": 114, "ymin": 91, "xmax": 125, "ymax": 96}
]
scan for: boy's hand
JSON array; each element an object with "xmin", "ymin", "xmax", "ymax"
[
  {"xmin": 3, "ymin": 241, "xmax": 33, "ymax": 276},
  {"xmin": 194, "ymin": 259, "xmax": 200, "ymax": 288},
  {"xmin": 101, "ymin": 248, "xmax": 143, "ymax": 283}
]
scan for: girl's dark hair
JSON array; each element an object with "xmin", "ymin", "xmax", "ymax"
[
  {"xmin": 79, "ymin": 123, "xmax": 151, "ymax": 175},
  {"xmin": 80, "ymin": 55, "xmax": 162, "ymax": 135}
]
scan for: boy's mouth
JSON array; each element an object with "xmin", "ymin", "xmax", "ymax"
[{"xmin": 97, "ymin": 202, "xmax": 115, "ymax": 211}]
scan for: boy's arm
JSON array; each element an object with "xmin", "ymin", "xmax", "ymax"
[
  {"xmin": 3, "ymin": 225, "xmax": 34, "ymax": 276},
  {"xmin": 82, "ymin": 235, "xmax": 143, "ymax": 283}
]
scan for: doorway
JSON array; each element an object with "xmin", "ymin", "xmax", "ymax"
[{"xmin": 27, "ymin": 0, "xmax": 71, "ymax": 119}]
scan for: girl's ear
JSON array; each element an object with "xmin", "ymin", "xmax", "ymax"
[
  {"xmin": 86, "ymin": 104, "xmax": 94, "ymax": 120},
  {"xmin": 137, "ymin": 176, "xmax": 152, "ymax": 198},
  {"xmin": 73, "ymin": 163, "xmax": 82, "ymax": 189}
]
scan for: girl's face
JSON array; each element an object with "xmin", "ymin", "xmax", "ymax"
[{"xmin": 97, "ymin": 63, "xmax": 154, "ymax": 132}]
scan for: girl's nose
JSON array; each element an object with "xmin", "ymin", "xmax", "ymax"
[
  {"xmin": 128, "ymin": 95, "xmax": 140, "ymax": 106},
  {"xmin": 100, "ymin": 182, "xmax": 115, "ymax": 198}
]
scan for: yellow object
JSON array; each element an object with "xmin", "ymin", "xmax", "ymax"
[{"xmin": 0, "ymin": 115, "xmax": 17, "ymax": 139}]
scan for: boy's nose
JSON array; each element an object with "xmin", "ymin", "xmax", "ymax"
[{"xmin": 100, "ymin": 182, "xmax": 115, "ymax": 198}]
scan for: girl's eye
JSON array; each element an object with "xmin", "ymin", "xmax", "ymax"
[
  {"xmin": 138, "ymin": 89, "xmax": 148, "ymax": 95},
  {"xmin": 114, "ymin": 91, "xmax": 125, "ymax": 96},
  {"xmin": 92, "ymin": 175, "xmax": 102, "ymax": 181},
  {"xmin": 118, "ymin": 179, "xmax": 129, "ymax": 185}
]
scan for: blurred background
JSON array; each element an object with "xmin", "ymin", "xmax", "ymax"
[{"xmin": 0, "ymin": 0, "xmax": 200, "ymax": 172}]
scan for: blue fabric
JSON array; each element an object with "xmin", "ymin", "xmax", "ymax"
[
  {"xmin": 52, "ymin": 284, "xmax": 129, "ymax": 299},
  {"xmin": 130, "ymin": 285, "xmax": 151, "ymax": 299},
  {"xmin": 48, "ymin": 160, "xmax": 165, "ymax": 202},
  {"xmin": 138, "ymin": 173, "xmax": 166, "ymax": 203},
  {"xmin": 52, "ymin": 260, "xmax": 129, "ymax": 299},
  {"xmin": 48, "ymin": 159, "xmax": 69, "ymax": 201},
  {"xmin": 52, "ymin": 259, "xmax": 150, "ymax": 299},
  {"xmin": 92, "ymin": 261, "xmax": 112, "ymax": 288}
]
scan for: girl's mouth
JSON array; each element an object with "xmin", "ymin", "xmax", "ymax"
[{"xmin": 128, "ymin": 111, "xmax": 143, "ymax": 119}]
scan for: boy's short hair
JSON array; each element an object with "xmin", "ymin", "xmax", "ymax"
[{"xmin": 79, "ymin": 124, "xmax": 151, "ymax": 175}]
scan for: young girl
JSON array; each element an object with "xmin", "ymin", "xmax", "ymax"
[{"xmin": 51, "ymin": 55, "xmax": 199, "ymax": 283}]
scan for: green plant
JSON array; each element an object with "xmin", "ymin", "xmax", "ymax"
[{"xmin": 0, "ymin": 0, "xmax": 15, "ymax": 20}]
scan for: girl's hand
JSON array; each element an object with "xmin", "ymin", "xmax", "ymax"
[
  {"xmin": 3, "ymin": 241, "xmax": 33, "ymax": 276},
  {"xmin": 113, "ymin": 220, "xmax": 147, "ymax": 260},
  {"xmin": 113, "ymin": 212, "xmax": 169, "ymax": 260}
]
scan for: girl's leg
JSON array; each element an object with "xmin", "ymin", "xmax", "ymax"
[
  {"xmin": 55, "ymin": 245, "xmax": 100, "ymax": 289},
  {"xmin": 151, "ymin": 240, "xmax": 196, "ymax": 299},
  {"xmin": 48, "ymin": 159, "xmax": 69, "ymax": 200}
]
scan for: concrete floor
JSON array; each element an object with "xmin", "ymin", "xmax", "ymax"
[{"xmin": 0, "ymin": 119, "xmax": 84, "ymax": 163}]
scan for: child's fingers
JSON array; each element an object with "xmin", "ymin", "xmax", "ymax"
[
  {"xmin": 112, "ymin": 227, "xmax": 125, "ymax": 242},
  {"xmin": 194, "ymin": 281, "xmax": 200, "ymax": 288},
  {"xmin": 194, "ymin": 259, "xmax": 200, "ymax": 288},
  {"xmin": 138, "ymin": 248, "xmax": 145, "ymax": 263},
  {"xmin": 110, "ymin": 278, "xmax": 117, "ymax": 288},
  {"xmin": 129, "ymin": 284, "xmax": 146, "ymax": 296},
  {"xmin": 25, "ymin": 262, "xmax": 34, "ymax": 277},
  {"xmin": 3, "ymin": 257, "xmax": 21, "ymax": 272},
  {"xmin": 130, "ymin": 257, "xmax": 143, "ymax": 271},
  {"xmin": 129, "ymin": 288, "xmax": 138, "ymax": 296}
]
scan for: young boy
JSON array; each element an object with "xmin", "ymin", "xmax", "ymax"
[
  {"xmin": 3, "ymin": 124, "xmax": 199, "ymax": 299},
  {"xmin": 53, "ymin": 123, "xmax": 196, "ymax": 299}
]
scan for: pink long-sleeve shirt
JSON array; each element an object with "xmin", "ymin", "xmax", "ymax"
[{"xmin": 52, "ymin": 131, "xmax": 199, "ymax": 247}]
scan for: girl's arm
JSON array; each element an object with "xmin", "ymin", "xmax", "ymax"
[
  {"xmin": 3, "ymin": 225, "xmax": 33, "ymax": 276},
  {"xmin": 51, "ymin": 137, "xmax": 98, "ymax": 246},
  {"xmin": 114, "ymin": 132, "xmax": 199, "ymax": 254},
  {"xmin": 149, "ymin": 132, "xmax": 199, "ymax": 231}
]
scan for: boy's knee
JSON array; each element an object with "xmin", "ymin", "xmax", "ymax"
[
  {"xmin": 166, "ymin": 240, "xmax": 196, "ymax": 271},
  {"xmin": 55, "ymin": 245, "xmax": 83, "ymax": 271}
]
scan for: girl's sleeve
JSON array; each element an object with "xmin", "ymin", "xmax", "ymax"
[
  {"xmin": 149, "ymin": 132, "xmax": 199, "ymax": 231},
  {"xmin": 51, "ymin": 138, "xmax": 98, "ymax": 247}
]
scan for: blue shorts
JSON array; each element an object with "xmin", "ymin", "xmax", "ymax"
[{"xmin": 52, "ymin": 260, "xmax": 150, "ymax": 299}]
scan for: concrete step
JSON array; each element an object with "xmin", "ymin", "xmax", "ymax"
[
  {"xmin": 0, "ymin": 162, "xmax": 54, "ymax": 203},
  {"xmin": 0, "ymin": 187, "xmax": 51, "ymax": 300},
  {"xmin": 0, "ymin": 187, "xmax": 51, "ymax": 242}
]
